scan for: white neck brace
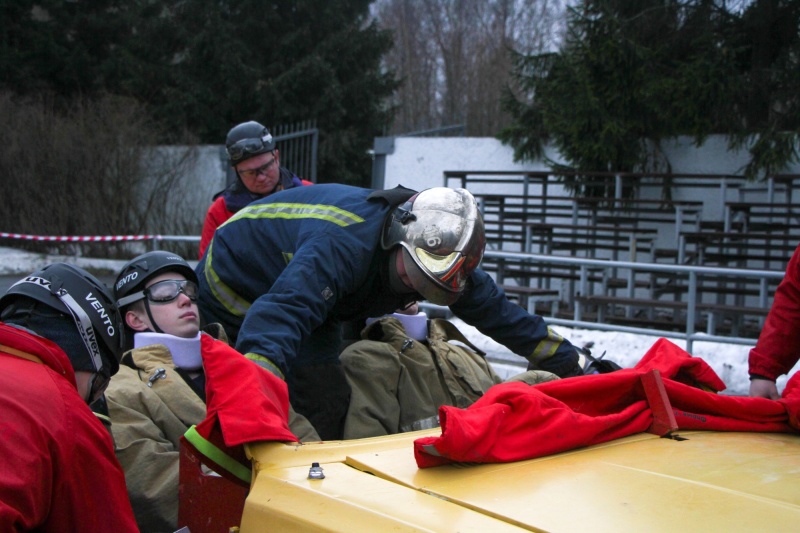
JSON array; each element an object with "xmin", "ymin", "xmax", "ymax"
[
  {"xmin": 133, "ymin": 331, "xmax": 203, "ymax": 370},
  {"xmin": 367, "ymin": 312, "xmax": 429, "ymax": 341}
]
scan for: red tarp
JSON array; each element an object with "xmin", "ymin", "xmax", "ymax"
[{"xmin": 414, "ymin": 338, "xmax": 800, "ymax": 468}]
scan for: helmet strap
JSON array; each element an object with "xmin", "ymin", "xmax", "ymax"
[
  {"xmin": 143, "ymin": 300, "xmax": 165, "ymax": 334},
  {"xmin": 54, "ymin": 289, "xmax": 104, "ymax": 374}
]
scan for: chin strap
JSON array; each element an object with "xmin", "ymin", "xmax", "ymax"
[{"xmin": 143, "ymin": 301, "xmax": 165, "ymax": 334}]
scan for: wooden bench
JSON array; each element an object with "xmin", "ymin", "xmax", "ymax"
[
  {"xmin": 679, "ymin": 231, "xmax": 798, "ymax": 269},
  {"xmin": 575, "ymin": 294, "xmax": 769, "ymax": 336}
]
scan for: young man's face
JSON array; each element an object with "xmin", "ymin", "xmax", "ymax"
[
  {"xmin": 125, "ymin": 272, "xmax": 200, "ymax": 339},
  {"xmin": 235, "ymin": 150, "xmax": 281, "ymax": 195}
]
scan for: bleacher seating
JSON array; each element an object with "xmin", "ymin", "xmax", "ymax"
[{"xmin": 449, "ymin": 169, "xmax": 800, "ymax": 337}]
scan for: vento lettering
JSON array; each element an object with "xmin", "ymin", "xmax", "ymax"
[{"xmin": 85, "ymin": 292, "xmax": 116, "ymax": 336}]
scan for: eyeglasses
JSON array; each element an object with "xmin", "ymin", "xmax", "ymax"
[
  {"xmin": 238, "ymin": 157, "xmax": 277, "ymax": 180},
  {"xmin": 143, "ymin": 279, "xmax": 199, "ymax": 304},
  {"xmin": 227, "ymin": 134, "xmax": 274, "ymax": 162}
]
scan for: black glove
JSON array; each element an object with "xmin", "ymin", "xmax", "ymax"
[{"xmin": 579, "ymin": 347, "xmax": 622, "ymax": 374}]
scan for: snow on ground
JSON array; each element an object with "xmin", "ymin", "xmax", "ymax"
[
  {"xmin": 1, "ymin": 246, "xmax": 794, "ymax": 396},
  {"xmin": 449, "ymin": 318, "xmax": 766, "ymax": 395}
]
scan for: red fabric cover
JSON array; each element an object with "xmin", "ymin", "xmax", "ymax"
[
  {"xmin": 748, "ymin": 243, "xmax": 800, "ymax": 380},
  {"xmin": 414, "ymin": 338, "xmax": 800, "ymax": 468},
  {"xmin": 199, "ymin": 335, "xmax": 297, "ymax": 446},
  {"xmin": 180, "ymin": 336, "xmax": 298, "ymax": 484},
  {"xmin": 0, "ymin": 323, "xmax": 138, "ymax": 532}
]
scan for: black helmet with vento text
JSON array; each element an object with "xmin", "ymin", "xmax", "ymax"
[
  {"xmin": 0, "ymin": 263, "xmax": 123, "ymax": 379},
  {"xmin": 225, "ymin": 121, "xmax": 276, "ymax": 166},
  {"xmin": 381, "ymin": 187, "xmax": 485, "ymax": 306},
  {"xmin": 114, "ymin": 251, "xmax": 197, "ymax": 308},
  {"xmin": 114, "ymin": 251, "xmax": 198, "ymax": 339}
]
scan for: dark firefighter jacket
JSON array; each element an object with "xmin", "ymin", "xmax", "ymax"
[{"xmin": 196, "ymin": 183, "xmax": 577, "ymax": 381}]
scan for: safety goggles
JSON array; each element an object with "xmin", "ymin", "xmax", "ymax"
[
  {"xmin": 238, "ymin": 157, "xmax": 277, "ymax": 180},
  {"xmin": 227, "ymin": 134, "xmax": 274, "ymax": 163},
  {"xmin": 117, "ymin": 279, "xmax": 199, "ymax": 308},
  {"xmin": 143, "ymin": 279, "xmax": 199, "ymax": 304}
]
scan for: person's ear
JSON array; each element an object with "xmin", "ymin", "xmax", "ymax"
[
  {"xmin": 125, "ymin": 309, "xmax": 149, "ymax": 332},
  {"xmin": 273, "ymin": 149, "xmax": 280, "ymax": 163}
]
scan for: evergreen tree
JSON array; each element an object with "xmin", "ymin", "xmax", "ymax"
[
  {"xmin": 0, "ymin": 1, "xmax": 398, "ymax": 186},
  {"xmin": 499, "ymin": 0, "xmax": 799, "ymax": 186}
]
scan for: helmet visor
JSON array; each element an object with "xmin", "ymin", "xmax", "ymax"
[{"xmin": 401, "ymin": 247, "xmax": 463, "ymax": 306}]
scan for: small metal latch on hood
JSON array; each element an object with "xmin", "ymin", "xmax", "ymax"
[{"xmin": 308, "ymin": 462, "xmax": 325, "ymax": 480}]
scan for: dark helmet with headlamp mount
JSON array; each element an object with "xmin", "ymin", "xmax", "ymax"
[
  {"xmin": 225, "ymin": 121, "xmax": 276, "ymax": 166},
  {"xmin": 381, "ymin": 187, "xmax": 485, "ymax": 306}
]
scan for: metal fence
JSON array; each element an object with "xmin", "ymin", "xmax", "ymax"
[
  {"xmin": 485, "ymin": 250, "xmax": 784, "ymax": 353},
  {"xmin": 40, "ymin": 233, "xmax": 785, "ymax": 355}
]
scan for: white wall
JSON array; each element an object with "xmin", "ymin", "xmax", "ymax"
[
  {"xmin": 375, "ymin": 134, "xmax": 799, "ymax": 255},
  {"xmin": 379, "ymin": 134, "xmax": 798, "ymax": 192}
]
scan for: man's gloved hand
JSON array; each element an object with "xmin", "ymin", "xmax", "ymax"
[
  {"xmin": 528, "ymin": 347, "xmax": 583, "ymax": 378},
  {"xmin": 579, "ymin": 347, "xmax": 622, "ymax": 374}
]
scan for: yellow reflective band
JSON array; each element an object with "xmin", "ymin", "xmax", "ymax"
[
  {"xmin": 228, "ymin": 202, "xmax": 365, "ymax": 227},
  {"xmin": 183, "ymin": 425, "xmax": 252, "ymax": 484},
  {"xmin": 204, "ymin": 240, "xmax": 252, "ymax": 317},
  {"xmin": 245, "ymin": 353, "xmax": 284, "ymax": 379},
  {"xmin": 528, "ymin": 327, "xmax": 565, "ymax": 364},
  {"xmin": 282, "ymin": 251, "xmax": 293, "ymax": 265},
  {"xmin": 0, "ymin": 344, "xmax": 44, "ymax": 365}
]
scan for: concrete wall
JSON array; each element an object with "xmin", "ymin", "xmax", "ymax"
[
  {"xmin": 374, "ymin": 134, "xmax": 798, "ymax": 192},
  {"xmin": 182, "ymin": 135, "xmax": 798, "ymax": 237}
]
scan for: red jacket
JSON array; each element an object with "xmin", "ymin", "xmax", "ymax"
[
  {"xmin": 199, "ymin": 175, "xmax": 313, "ymax": 259},
  {"xmin": 199, "ymin": 196, "xmax": 235, "ymax": 259},
  {"xmin": 749, "ymin": 243, "xmax": 800, "ymax": 380},
  {"xmin": 415, "ymin": 338, "xmax": 800, "ymax": 468},
  {"xmin": 0, "ymin": 323, "xmax": 138, "ymax": 532}
]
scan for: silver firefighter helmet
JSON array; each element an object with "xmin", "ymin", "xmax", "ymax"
[{"xmin": 381, "ymin": 187, "xmax": 485, "ymax": 305}]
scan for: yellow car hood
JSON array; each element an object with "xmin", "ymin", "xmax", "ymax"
[{"xmin": 242, "ymin": 429, "xmax": 800, "ymax": 532}]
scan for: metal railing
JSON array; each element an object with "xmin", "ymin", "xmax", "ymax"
[
  {"xmin": 483, "ymin": 250, "xmax": 784, "ymax": 353},
  {"xmin": 144, "ymin": 236, "xmax": 786, "ymax": 352},
  {"xmin": 9, "ymin": 232, "xmax": 782, "ymax": 355}
]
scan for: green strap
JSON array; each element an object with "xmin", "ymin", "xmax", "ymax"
[
  {"xmin": 245, "ymin": 353, "xmax": 285, "ymax": 379},
  {"xmin": 183, "ymin": 425, "xmax": 252, "ymax": 484}
]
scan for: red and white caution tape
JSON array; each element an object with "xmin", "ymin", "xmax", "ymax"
[{"xmin": 0, "ymin": 233, "xmax": 159, "ymax": 242}]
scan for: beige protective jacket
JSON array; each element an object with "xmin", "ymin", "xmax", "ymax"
[
  {"xmin": 341, "ymin": 317, "xmax": 513, "ymax": 439},
  {"xmin": 105, "ymin": 344, "xmax": 206, "ymax": 533}
]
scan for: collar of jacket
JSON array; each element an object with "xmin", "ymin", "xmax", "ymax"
[
  {"xmin": 0, "ymin": 322, "xmax": 75, "ymax": 382},
  {"xmin": 360, "ymin": 316, "xmax": 484, "ymax": 356},
  {"xmin": 219, "ymin": 167, "xmax": 301, "ymax": 212},
  {"xmin": 122, "ymin": 342, "xmax": 177, "ymax": 373}
]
